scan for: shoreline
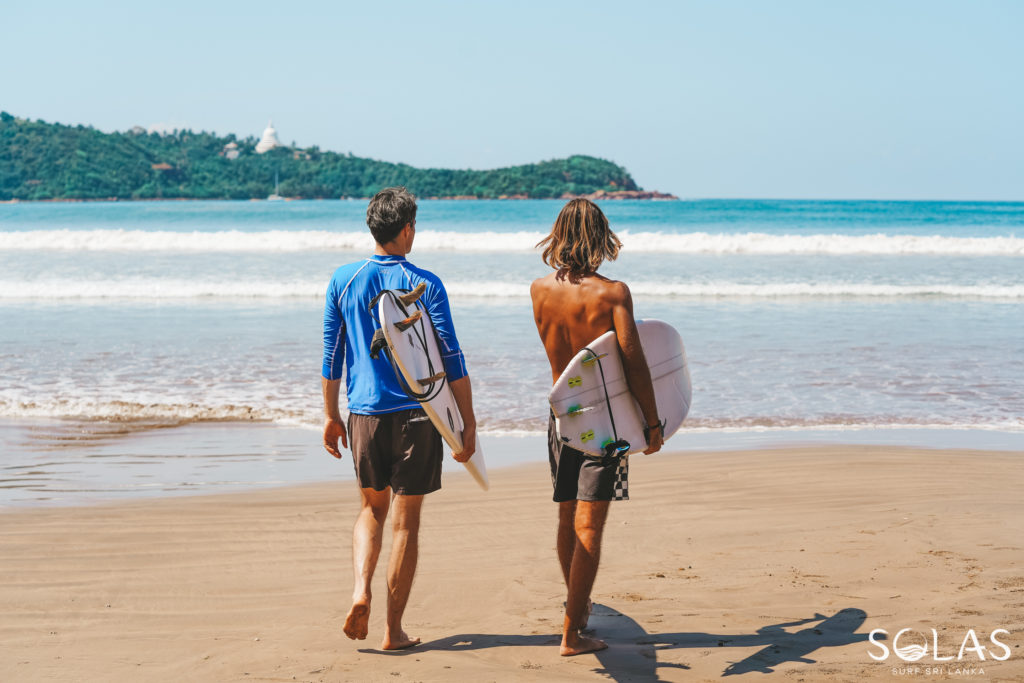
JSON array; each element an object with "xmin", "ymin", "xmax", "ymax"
[
  {"xmin": 2, "ymin": 417, "xmax": 1022, "ymax": 509},
  {"xmin": 7, "ymin": 196, "xmax": 1024, "ymax": 204},
  {"xmin": 3, "ymin": 439, "xmax": 1021, "ymax": 513},
  {"xmin": 2, "ymin": 445, "xmax": 1021, "ymax": 681},
  {"xmin": 0, "ymin": 192, "xmax": 679, "ymax": 204}
]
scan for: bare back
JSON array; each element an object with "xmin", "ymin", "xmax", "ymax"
[
  {"xmin": 531, "ymin": 269, "xmax": 663, "ymax": 452},
  {"xmin": 531, "ymin": 271, "xmax": 629, "ymax": 382}
]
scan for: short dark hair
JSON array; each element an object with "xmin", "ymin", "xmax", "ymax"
[{"xmin": 366, "ymin": 187, "xmax": 417, "ymax": 245}]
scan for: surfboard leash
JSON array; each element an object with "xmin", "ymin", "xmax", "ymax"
[
  {"xmin": 368, "ymin": 288, "xmax": 447, "ymax": 403},
  {"xmin": 582, "ymin": 346, "xmax": 631, "ymax": 458}
]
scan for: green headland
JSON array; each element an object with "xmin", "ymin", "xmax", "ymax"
[{"xmin": 0, "ymin": 113, "xmax": 673, "ymax": 201}]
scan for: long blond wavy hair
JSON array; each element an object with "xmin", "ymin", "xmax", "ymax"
[{"xmin": 537, "ymin": 198, "xmax": 622, "ymax": 277}]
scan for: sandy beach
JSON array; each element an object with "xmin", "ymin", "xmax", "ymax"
[{"xmin": 2, "ymin": 445, "xmax": 1022, "ymax": 682}]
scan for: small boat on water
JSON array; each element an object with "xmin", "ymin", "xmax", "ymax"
[{"xmin": 267, "ymin": 170, "xmax": 283, "ymax": 201}]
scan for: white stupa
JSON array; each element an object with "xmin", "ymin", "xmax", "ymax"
[{"xmin": 255, "ymin": 120, "xmax": 281, "ymax": 154}]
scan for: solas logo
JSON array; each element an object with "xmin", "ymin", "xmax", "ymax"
[{"xmin": 868, "ymin": 628, "xmax": 1011, "ymax": 663}]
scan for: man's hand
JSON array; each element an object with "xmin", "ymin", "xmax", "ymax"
[
  {"xmin": 643, "ymin": 425, "xmax": 664, "ymax": 455},
  {"xmin": 448, "ymin": 375, "xmax": 477, "ymax": 463},
  {"xmin": 453, "ymin": 421, "xmax": 476, "ymax": 463},
  {"xmin": 323, "ymin": 417, "xmax": 347, "ymax": 459},
  {"xmin": 321, "ymin": 378, "xmax": 346, "ymax": 458}
]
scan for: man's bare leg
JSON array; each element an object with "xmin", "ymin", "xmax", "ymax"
[
  {"xmin": 557, "ymin": 500, "xmax": 577, "ymax": 584},
  {"xmin": 344, "ymin": 487, "xmax": 390, "ymax": 640},
  {"xmin": 557, "ymin": 500, "xmax": 592, "ymax": 630},
  {"xmin": 561, "ymin": 500, "xmax": 610, "ymax": 656},
  {"xmin": 381, "ymin": 493, "xmax": 424, "ymax": 650}
]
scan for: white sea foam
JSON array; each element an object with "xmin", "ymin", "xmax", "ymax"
[
  {"xmin": 0, "ymin": 278, "xmax": 325, "ymax": 300},
  {"xmin": 452, "ymin": 281, "xmax": 1024, "ymax": 300},
  {"xmin": 678, "ymin": 419, "xmax": 1024, "ymax": 434},
  {"xmin": 1, "ymin": 278, "xmax": 1021, "ymax": 300},
  {"xmin": 487, "ymin": 421, "xmax": 1024, "ymax": 437},
  {"xmin": 628, "ymin": 282, "xmax": 1024, "ymax": 299},
  {"xmin": 0, "ymin": 398, "xmax": 290, "ymax": 424},
  {"xmin": 2, "ymin": 229, "xmax": 1023, "ymax": 255},
  {"xmin": 3, "ymin": 397, "xmax": 1021, "ymax": 434}
]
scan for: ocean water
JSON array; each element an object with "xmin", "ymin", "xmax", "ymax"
[{"xmin": 1, "ymin": 199, "xmax": 1022, "ymax": 503}]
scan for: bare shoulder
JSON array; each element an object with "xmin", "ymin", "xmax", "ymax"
[
  {"xmin": 530, "ymin": 272, "xmax": 556, "ymax": 296},
  {"xmin": 596, "ymin": 277, "xmax": 631, "ymax": 304},
  {"xmin": 531, "ymin": 272, "xmax": 552, "ymax": 286}
]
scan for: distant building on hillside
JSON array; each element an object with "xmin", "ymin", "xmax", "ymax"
[
  {"xmin": 222, "ymin": 141, "xmax": 240, "ymax": 160},
  {"xmin": 255, "ymin": 120, "xmax": 281, "ymax": 154}
]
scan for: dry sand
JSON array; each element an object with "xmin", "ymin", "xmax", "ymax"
[{"xmin": 2, "ymin": 446, "xmax": 1022, "ymax": 682}]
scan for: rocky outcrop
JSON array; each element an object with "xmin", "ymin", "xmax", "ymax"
[{"xmin": 562, "ymin": 189, "xmax": 678, "ymax": 201}]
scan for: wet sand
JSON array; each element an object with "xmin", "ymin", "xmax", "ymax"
[{"xmin": 2, "ymin": 445, "xmax": 1022, "ymax": 681}]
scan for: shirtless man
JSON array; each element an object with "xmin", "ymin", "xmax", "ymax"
[
  {"xmin": 322, "ymin": 187, "xmax": 476, "ymax": 650},
  {"xmin": 530, "ymin": 198, "xmax": 664, "ymax": 656}
]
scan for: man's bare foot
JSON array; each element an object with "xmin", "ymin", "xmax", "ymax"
[
  {"xmin": 343, "ymin": 601, "xmax": 370, "ymax": 640},
  {"xmin": 381, "ymin": 629, "xmax": 421, "ymax": 650},
  {"xmin": 560, "ymin": 633, "xmax": 607, "ymax": 656}
]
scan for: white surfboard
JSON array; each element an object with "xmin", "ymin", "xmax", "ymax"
[
  {"xmin": 375, "ymin": 286, "xmax": 489, "ymax": 490},
  {"xmin": 548, "ymin": 319, "xmax": 691, "ymax": 458}
]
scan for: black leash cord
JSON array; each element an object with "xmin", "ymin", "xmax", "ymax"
[
  {"xmin": 373, "ymin": 289, "xmax": 446, "ymax": 403},
  {"xmin": 583, "ymin": 345, "xmax": 620, "ymax": 443}
]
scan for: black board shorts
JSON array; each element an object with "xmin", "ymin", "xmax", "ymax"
[
  {"xmin": 348, "ymin": 408, "xmax": 443, "ymax": 495},
  {"xmin": 548, "ymin": 413, "xmax": 628, "ymax": 502}
]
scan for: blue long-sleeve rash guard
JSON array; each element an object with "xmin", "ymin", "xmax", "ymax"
[{"xmin": 322, "ymin": 254, "xmax": 468, "ymax": 415}]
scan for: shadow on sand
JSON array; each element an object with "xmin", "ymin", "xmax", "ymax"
[{"xmin": 364, "ymin": 606, "xmax": 877, "ymax": 681}]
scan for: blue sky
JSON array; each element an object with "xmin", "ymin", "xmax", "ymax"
[{"xmin": 3, "ymin": 0, "xmax": 1021, "ymax": 199}]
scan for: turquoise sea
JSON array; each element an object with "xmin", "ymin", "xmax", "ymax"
[{"xmin": 1, "ymin": 199, "xmax": 1022, "ymax": 504}]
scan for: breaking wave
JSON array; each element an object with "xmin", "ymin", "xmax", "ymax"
[
  {"xmin": 1, "ymin": 278, "xmax": 1021, "ymax": 300},
  {"xmin": 2, "ymin": 229, "xmax": 1023, "ymax": 255},
  {"xmin": 3, "ymin": 398, "xmax": 1021, "ymax": 435}
]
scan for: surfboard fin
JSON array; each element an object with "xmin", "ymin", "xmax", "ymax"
[
  {"xmin": 369, "ymin": 329, "xmax": 388, "ymax": 360},
  {"xmin": 394, "ymin": 310, "xmax": 423, "ymax": 332},
  {"xmin": 602, "ymin": 439, "xmax": 630, "ymax": 457},
  {"xmin": 398, "ymin": 282, "xmax": 427, "ymax": 307},
  {"xmin": 417, "ymin": 371, "xmax": 446, "ymax": 385}
]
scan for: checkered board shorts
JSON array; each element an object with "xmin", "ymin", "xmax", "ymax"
[
  {"xmin": 548, "ymin": 412, "xmax": 630, "ymax": 502},
  {"xmin": 612, "ymin": 456, "xmax": 629, "ymax": 501}
]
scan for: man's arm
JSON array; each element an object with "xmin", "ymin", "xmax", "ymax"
[
  {"xmin": 449, "ymin": 376, "xmax": 477, "ymax": 463},
  {"xmin": 322, "ymin": 377, "xmax": 347, "ymax": 458},
  {"xmin": 610, "ymin": 283, "xmax": 663, "ymax": 454},
  {"xmin": 321, "ymin": 279, "xmax": 347, "ymax": 459}
]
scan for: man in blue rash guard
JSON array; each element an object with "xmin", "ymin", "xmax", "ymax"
[{"xmin": 321, "ymin": 186, "xmax": 477, "ymax": 651}]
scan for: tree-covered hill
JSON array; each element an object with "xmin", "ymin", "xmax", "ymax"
[{"xmin": 0, "ymin": 112, "xmax": 642, "ymax": 201}]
